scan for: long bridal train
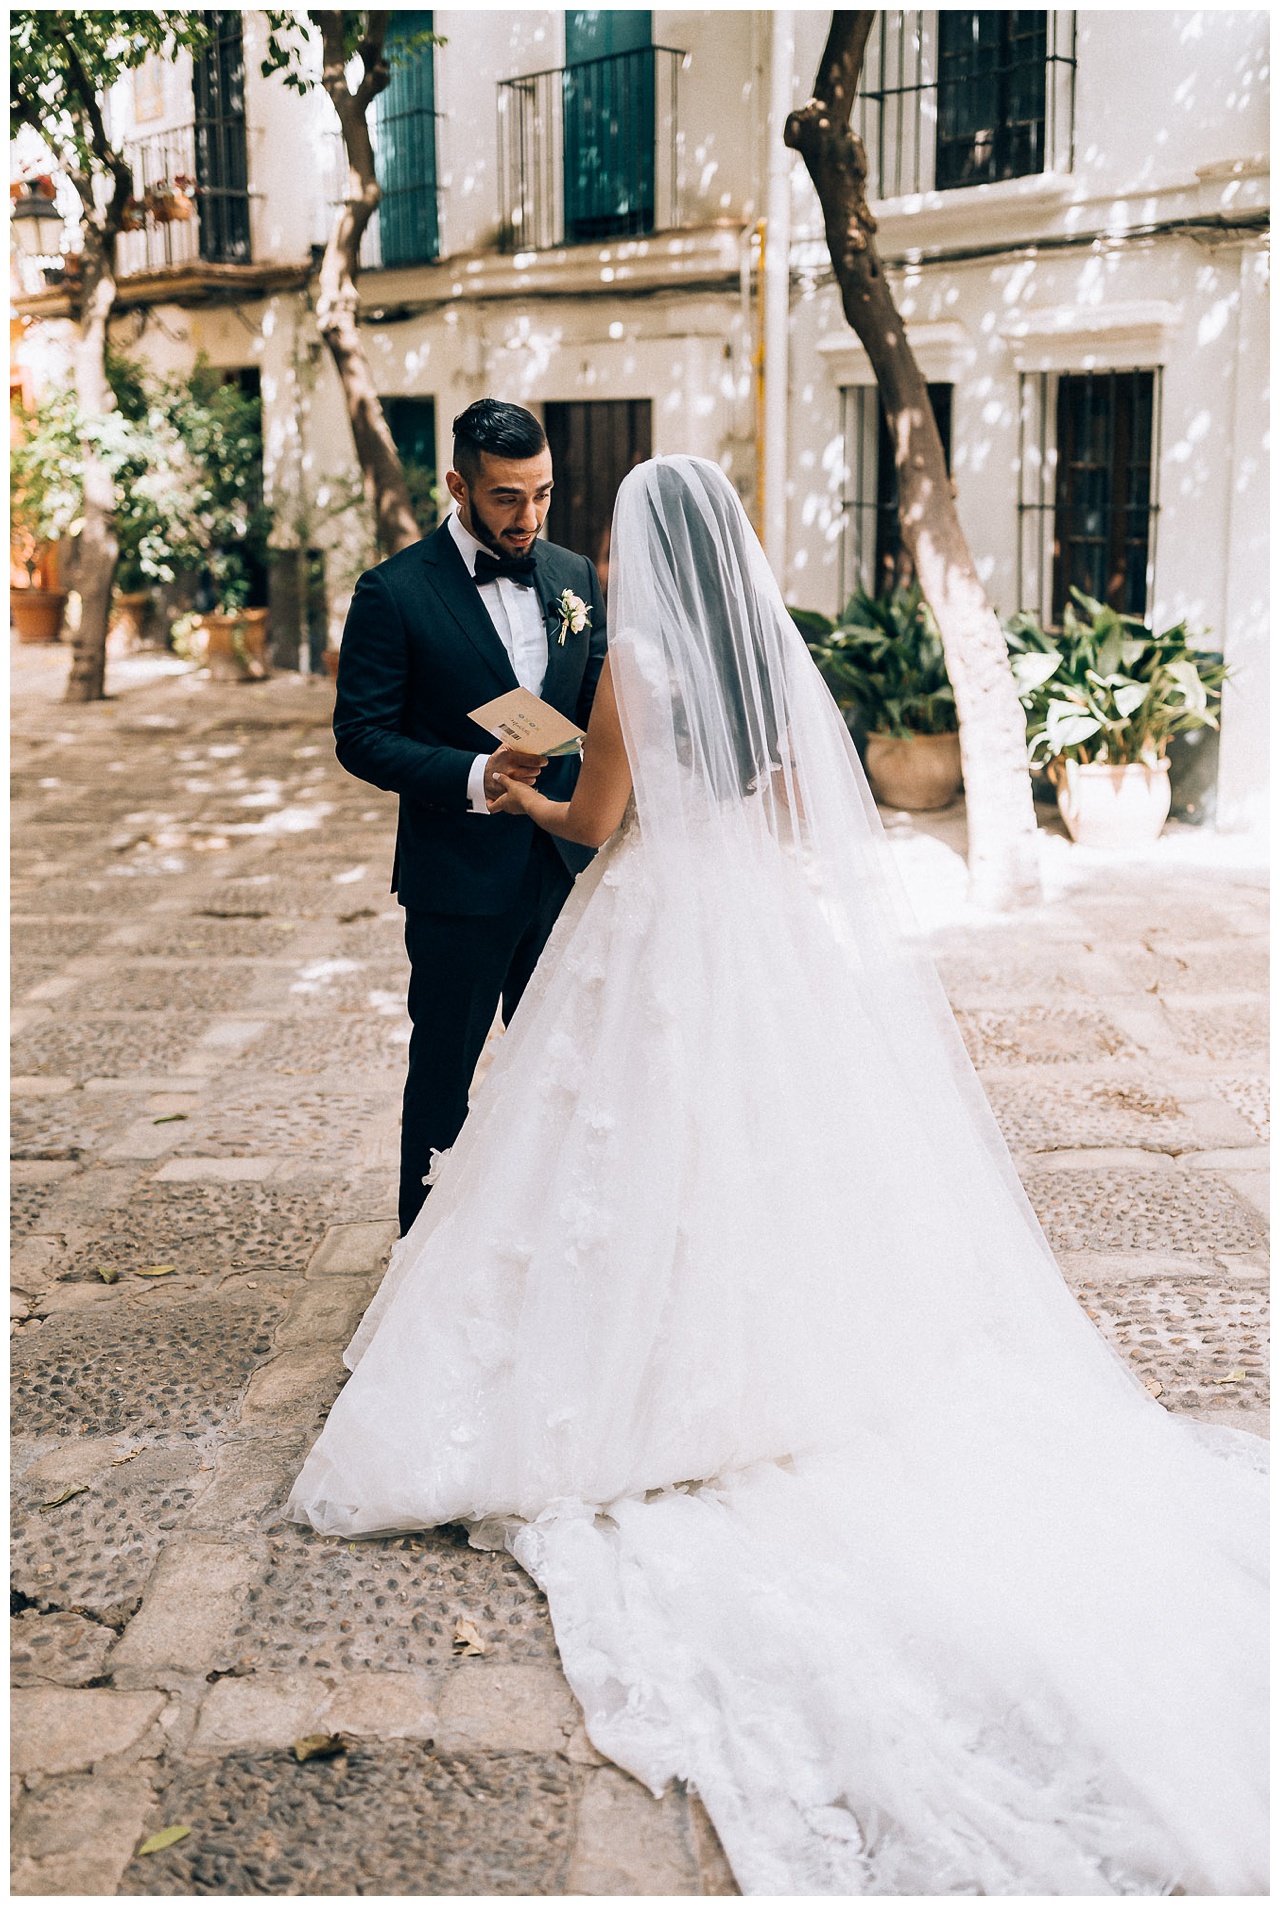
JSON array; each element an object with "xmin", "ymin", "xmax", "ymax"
[{"xmin": 287, "ymin": 457, "xmax": 1266, "ymax": 1897}]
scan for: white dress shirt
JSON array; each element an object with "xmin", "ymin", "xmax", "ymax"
[{"xmin": 448, "ymin": 510, "xmax": 550, "ymax": 816}]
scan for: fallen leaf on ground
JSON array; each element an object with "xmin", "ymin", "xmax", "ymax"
[
  {"xmin": 153, "ymin": 1114, "xmax": 188, "ymax": 1124},
  {"xmin": 97, "ymin": 1266, "xmax": 120, "ymax": 1284},
  {"xmin": 453, "ymin": 1617, "xmax": 490, "ymax": 1656},
  {"xmin": 137, "ymin": 1825, "xmax": 192, "ymax": 1856},
  {"xmin": 135, "ymin": 1264, "xmax": 176, "ymax": 1278},
  {"xmin": 1215, "ymin": 1369, "xmax": 1247, "ymax": 1385},
  {"xmin": 1143, "ymin": 1379, "xmax": 1164, "ymax": 1399},
  {"xmin": 293, "ymin": 1733, "xmax": 348, "ymax": 1763},
  {"xmin": 111, "ymin": 1449, "xmax": 141, "ymax": 1466},
  {"xmin": 40, "ymin": 1484, "xmax": 89, "ymax": 1509}
]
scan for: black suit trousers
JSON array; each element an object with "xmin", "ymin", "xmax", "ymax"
[{"xmin": 400, "ymin": 832, "xmax": 574, "ymax": 1235}]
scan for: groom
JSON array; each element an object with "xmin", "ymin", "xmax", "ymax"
[{"xmin": 333, "ymin": 399, "xmax": 609, "ymax": 1234}]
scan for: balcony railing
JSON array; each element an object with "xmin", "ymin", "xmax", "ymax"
[
  {"xmin": 119, "ymin": 123, "xmax": 251, "ymax": 275},
  {"xmin": 853, "ymin": 10, "xmax": 1076, "ymax": 201},
  {"xmin": 498, "ymin": 46, "xmax": 685, "ymax": 253}
]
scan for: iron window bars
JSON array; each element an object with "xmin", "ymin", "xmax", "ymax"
[
  {"xmin": 192, "ymin": 9, "xmax": 251, "ymax": 262},
  {"xmin": 1017, "ymin": 368, "xmax": 1162, "ymax": 625},
  {"xmin": 838, "ymin": 383, "xmax": 954, "ymax": 607},
  {"xmin": 498, "ymin": 46, "xmax": 685, "ymax": 252},
  {"xmin": 853, "ymin": 10, "xmax": 1076, "ymax": 200}
]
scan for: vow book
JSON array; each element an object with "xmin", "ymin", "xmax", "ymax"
[{"xmin": 469, "ymin": 687, "xmax": 586, "ymax": 758}]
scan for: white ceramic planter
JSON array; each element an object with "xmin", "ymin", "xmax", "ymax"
[{"xmin": 1052, "ymin": 758, "xmax": 1172, "ymax": 847}]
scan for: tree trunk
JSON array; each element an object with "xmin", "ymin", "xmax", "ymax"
[
  {"xmin": 785, "ymin": 12, "xmax": 1041, "ymax": 910},
  {"xmin": 313, "ymin": 9, "xmax": 420, "ymax": 557},
  {"xmin": 64, "ymin": 227, "xmax": 118, "ymax": 703}
]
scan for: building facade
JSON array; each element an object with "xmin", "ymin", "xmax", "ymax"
[{"xmin": 13, "ymin": 9, "xmax": 1269, "ymax": 828}]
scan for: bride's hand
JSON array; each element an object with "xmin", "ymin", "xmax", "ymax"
[{"xmin": 488, "ymin": 773, "xmax": 541, "ymax": 817}]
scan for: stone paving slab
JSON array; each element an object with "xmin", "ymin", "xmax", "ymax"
[
  {"xmin": 116, "ymin": 1743, "xmax": 583, "ymax": 1897},
  {"xmin": 954, "ymin": 1005, "xmax": 1141, "ymax": 1067},
  {"xmin": 10, "ymin": 656, "xmax": 1265, "ymax": 1895},
  {"xmin": 1022, "ymin": 1166, "xmax": 1266, "ymax": 1256}
]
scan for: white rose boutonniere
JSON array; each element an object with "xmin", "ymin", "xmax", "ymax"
[{"xmin": 555, "ymin": 588, "xmax": 591, "ymax": 647}]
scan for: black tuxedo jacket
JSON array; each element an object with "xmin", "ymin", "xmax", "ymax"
[{"xmin": 332, "ymin": 521, "xmax": 608, "ymax": 915}]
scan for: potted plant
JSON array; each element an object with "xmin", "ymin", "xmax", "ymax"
[
  {"xmin": 793, "ymin": 584, "xmax": 962, "ymax": 810},
  {"xmin": 1005, "ymin": 589, "xmax": 1228, "ymax": 847},
  {"xmin": 9, "ymin": 388, "xmax": 82, "ymax": 642},
  {"xmin": 160, "ymin": 357, "xmax": 272, "ymax": 680}
]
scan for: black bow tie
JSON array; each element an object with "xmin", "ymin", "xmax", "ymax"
[{"xmin": 474, "ymin": 549, "xmax": 538, "ymax": 587}]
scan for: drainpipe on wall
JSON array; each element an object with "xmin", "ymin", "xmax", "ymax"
[{"xmin": 762, "ymin": 8, "xmax": 794, "ymax": 583}]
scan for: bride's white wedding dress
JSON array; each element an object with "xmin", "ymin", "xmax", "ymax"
[{"xmin": 289, "ymin": 459, "xmax": 1266, "ymax": 1896}]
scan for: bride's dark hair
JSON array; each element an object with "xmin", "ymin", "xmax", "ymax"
[{"xmin": 642, "ymin": 460, "xmax": 784, "ymax": 800}]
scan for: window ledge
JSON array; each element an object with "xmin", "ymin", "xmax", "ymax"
[
  {"xmin": 998, "ymin": 300, "xmax": 1184, "ymax": 372},
  {"xmin": 869, "ymin": 172, "xmax": 1078, "ymax": 256},
  {"xmin": 873, "ymin": 170, "xmax": 1077, "ymax": 223},
  {"xmin": 816, "ymin": 320, "xmax": 973, "ymax": 387},
  {"xmin": 358, "ymin": 223, "xmax": 747, "ymax": 304}
]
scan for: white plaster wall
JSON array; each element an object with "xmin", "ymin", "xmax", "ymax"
[
  {"xmin": 653, "ymin": 12, "xmax": 761, "ymax": 226},
  {"xmin": 240, "ymin": 12, "xmax": 331, "ymax": 265},
  {"xmin": 1213, "ymin": 238, "xmax": 1270, "ymax": 832},
  {"xmin": 434, "ymin": 10, "xmax": 562, "ymax": 257},
  {"xmin": 1073, "ymin": 10, "xmax": 1269, "ymax": 194}
]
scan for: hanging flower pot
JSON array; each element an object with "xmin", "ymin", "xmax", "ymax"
[
  {"xmin": 145, "ymin": 185, "xmax": 177, "ymax": 225},
  {"xmin": 1048, "ymin": 758, "xmax": 1172, "ymax": 848}
]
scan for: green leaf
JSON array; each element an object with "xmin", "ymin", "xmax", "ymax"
[
  {"xmin": 1164, "ymin": 659, "xmax": 1208, "ymax": 712},
  {"xmin": 1112, "ymin": 681, "xmax": 1149, "ymax": 719},
  {"xmin": 97, "ymin": 1265, "xmax": 120, "ymax": 1285},
  {"xmin": 137, "ymin": 1825, "xmax": 192, "ymax": 1857},
  {"xmin": 134, "ymin": 1264, "xmax": 176, "ymax": 1278},
  {"xmin": 1011, "ymin": 652, "xmax": 1061, "ymax": 692},
  {"xmin": 1045, "ymin": 706, "xmax": 1103, "ymax": 751}
]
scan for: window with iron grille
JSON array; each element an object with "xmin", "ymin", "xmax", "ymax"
[
  {"xmin": 1017, "ymin": 369, "xmax": 1161, "ymax": 624},
  {"xmin": 563, "ymin": 12, "xmax": 655, "ymax": 242},
  {"xmin": 853, "ymin": 10, "xmax": 1075, "ymax": 200},
  {"xmin": 373, "ymin": 11, "xmax": 439, "ymax": 267},
  {"xmin": 935, "ymin": 12, "xmax": 1048, "ymax": 189},
  {"xmin": 193, "ymin": 10, "xmax": 251, "ymax": 262},
  {"xmin": 839, "ymin": 383, "xmax": 953, "ymax": 605}
]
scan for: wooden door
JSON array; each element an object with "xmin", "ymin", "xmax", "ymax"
[{"xmin": 543, "ymin": 399, "xmax": 652, "ymax": 585}]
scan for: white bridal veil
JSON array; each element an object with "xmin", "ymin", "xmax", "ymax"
[{"xmin": 292, "ymin": 456, "xmax": 1267, "ymax": 1896}]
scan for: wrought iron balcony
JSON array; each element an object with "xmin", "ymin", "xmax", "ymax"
[
  {"xmin": 498, "ymin": 45, "xmax": 686, "ymax": 253},
  {"xmin": 119, "ymin": 122, "xmax": 251, "ymax": 275}
]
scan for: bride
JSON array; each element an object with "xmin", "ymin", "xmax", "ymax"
[{"xmin": 288, "ymin": 457, "xmax": 1266, "ymax": 1896}]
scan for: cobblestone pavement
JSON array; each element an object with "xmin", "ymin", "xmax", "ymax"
[{"xmin": 11, "ymin": 645, "xmax": 1268, "ymax": 1896}]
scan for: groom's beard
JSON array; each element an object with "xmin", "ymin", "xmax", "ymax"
[{"xmin": 466, "ymin": 493, "xmax": 542, "ymax": 561}]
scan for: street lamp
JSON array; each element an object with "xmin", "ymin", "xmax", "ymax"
[{"xmin": 10, "ymin": 189, "xmax": 65, "ymax": 260}]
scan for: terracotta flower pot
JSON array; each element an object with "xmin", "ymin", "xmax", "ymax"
[
  {"xmin": 1049, "ymin": 758, "xmax": 1172, "ymax": 848},
  {"xmin": 201, "ymin": 609, "xmax": 270, "ymax": 682},
  {"xmin": 863, "ymin": 731, "xmax": 963, "ymax": 811},
  {"xmin": 10, "ymin": 587, "xmax": 69, "ymax": 644},
  {"xmin": 112, "ymin": 590, "xmax": 156, "ymax": 650}
]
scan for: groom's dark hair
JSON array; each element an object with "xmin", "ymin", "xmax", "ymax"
[{"xmin": 452, "ymin": 400, "xmax": 547, "ymax": 483}]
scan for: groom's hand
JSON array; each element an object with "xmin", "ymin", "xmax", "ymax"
[{"xmin": 483, "ymin": 746, "xmax": 546, "ymax": 802}]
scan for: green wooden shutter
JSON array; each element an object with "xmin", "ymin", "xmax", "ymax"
[
  {"xmin": 374, "ymin": 12, "xmax": 439, "ymax": 266},
  {"xmin": 563, "ymin": 11, "xmax": 655, "ymax": 242}
]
